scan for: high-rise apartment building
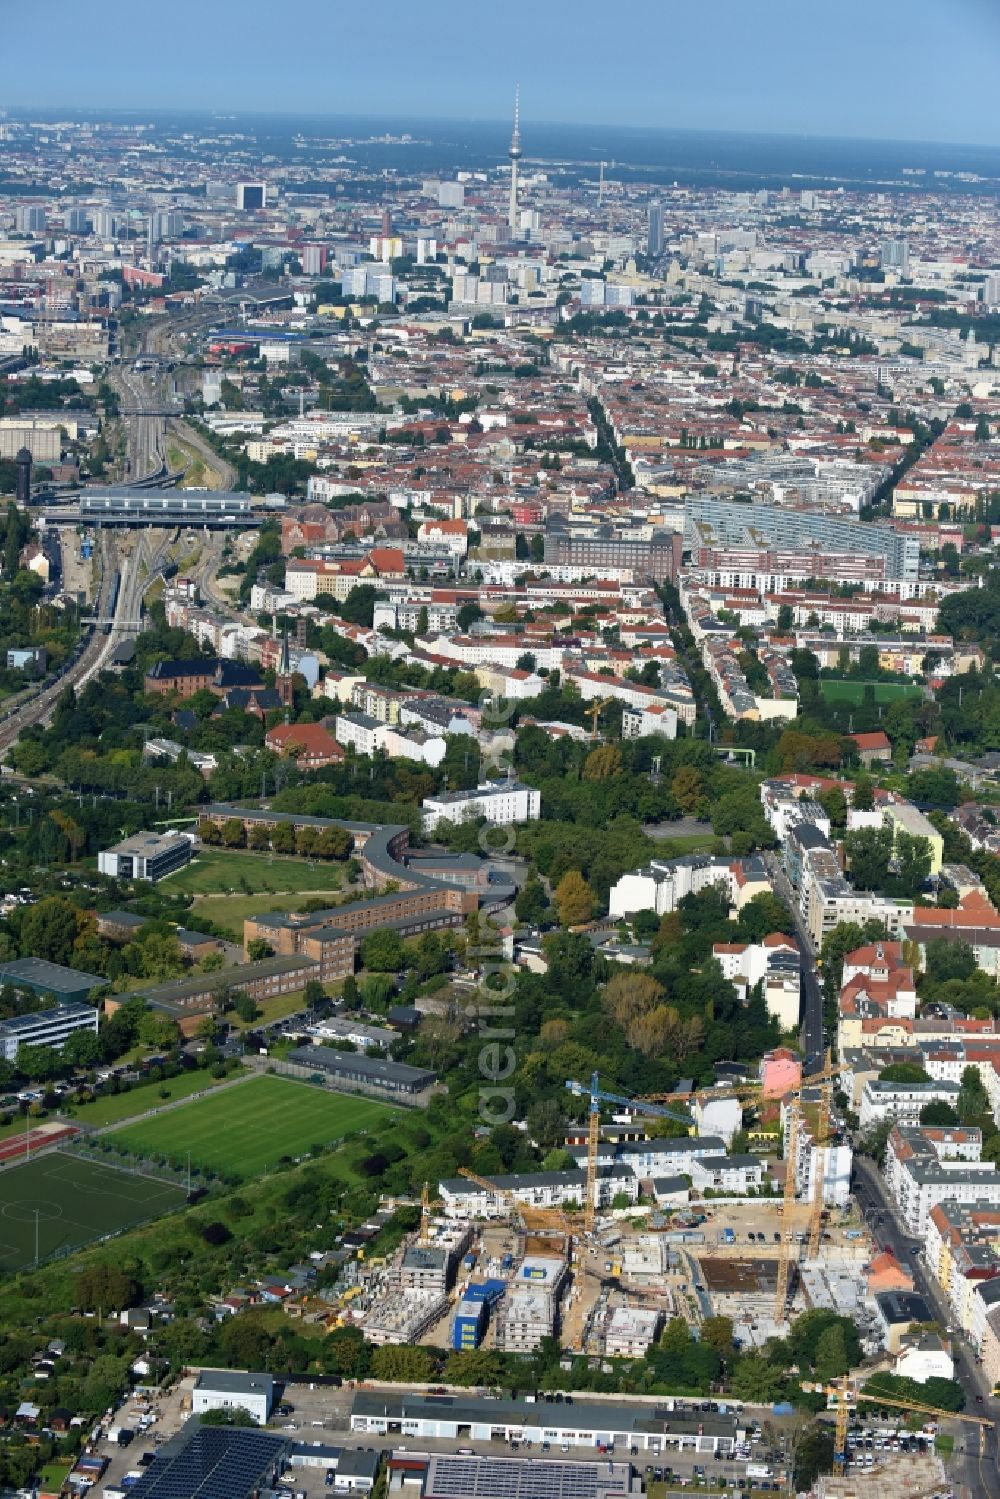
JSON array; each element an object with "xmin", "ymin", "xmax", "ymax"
[
  {"xmin": 15, "ymin": 205, "xmax": 46, "ymax": 234},
  {"xmin": 880, "ymin": 236, "xmax": 910, "ymax": 274},
  {"xmin": 647, "ymin": 200, "xmax": 664, "ymax": 258}
]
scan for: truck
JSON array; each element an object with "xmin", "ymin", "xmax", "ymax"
[
  {"xmin": 746, "ymin": 1464, "xmax": 772, "ymax": 1481},
  {"xmin": 721, "ymin": 1227, "xmax": 736, "ymax": 1245}
]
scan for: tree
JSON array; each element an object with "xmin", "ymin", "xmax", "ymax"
[
  {"xmin": 582, "ymin": 744, "xmax": 621, "ymax": 781},
  {"xmin": 75, "ymin": 1262, "xmax": 141, "ymax": 1312},
  {"xmin": 795, "ymin": 1425, "xmax": 835, "ymax": 1490},
  {"xmin": 925, "ymin": 938, "xmax": 977, "ymax": 987},
  {"xmin": 554, "ymin": 869, "xmax": 594, "ymax": 927},
  {"xmin": 671, "ymin": 765, "xmax": 704, "ymax": 815},
  {"xmin": 271, "ymin": 822, "xmax": 295, "ymax": 854},
  {"xmin": 737, "ymin": 891, "xmax": 792, "ymax": 942},
  {"xmin": 16, "ymin": 1044, "xmax": 63, "ymax": 1081},
  {"xmin": 852, "ymin": 774, "xmax": 875, "ymax": 811},
  {"xmin": 958, "ymin": 1064, "xmax": 991, "ymax": 1124},
  {"xmin": 303, "ymin": 979, "xmax": 328, "ymax": 1009},
  {"xmin": 813, "ymin": 1323, "xmax": 850, "ymax": 1382},
  {"xmin": 700, "ymin": 1314, "xmax": 735, "ymax": 1359},
  {"xmin": 776, "ymin": 603, "xmax": 795, "ymax": 631},
  {"xmin": 920, "ymin": 1099, "xmax": 960, "ymax": 1126},
  {"xmin": 247, "ymin": 937, "xmax": 273, "ymax": 961},
  {"xmin": 515, "ymin": 877, "xmax": 549, "ymax": 926},
  {"xmin": 602, "ymin": 971, "xmax": 665, "ymax": 1028},
  {"xmin": 340, "ymin": 585, "xmax": 378, "ymax": 628},
  {"xmin": 20, "ymin": 896, "xmax": 81, "ymax": 966},
  {"xmin": 818, "ymin": 786, "xmax": 848, "ymax": 830},
  {"xmin": 845, "ymin": 824, "xmax": 893, "ymax": 890},
  {"xmin": 199, "ymin": 1406, "xmax": 256, "ymax": 1427},
  {"xmin": 369, "ymin": 1344, "xmax": 434, "ymax": 1381},
  {"xmin": 879, "ymin": 1061, "xmax": 930, "ymax": 1084},
  {"xmin": 138, "ymin": 1011, "xmax": 181, "ymax": 1048},
  {"xmin": 456, "ymin": 601, "xmax": 483, "ymax": 631},
  {"xmin": 893, "ymin": 832, "xmax": 932, "ymax": 898},
  {"xmin": 232, "ymin": 992, "xmax": 258, "ymax": 1023},
  {"xmin": 61, "ymin": 1029, "xmax": 101, "ymax": 1068},
  {"xmin": 359, "ymin": 928, "xmax": 406, "ymax": 973}
]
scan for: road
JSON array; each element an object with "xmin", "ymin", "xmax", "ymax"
[
  {"xmin": 764, "ymin": 851, "xmax": 825, "ymax": 1071},
  {"xmin": 853, "ymin": 1155, "xmax": 997, "ymax": 1499}
]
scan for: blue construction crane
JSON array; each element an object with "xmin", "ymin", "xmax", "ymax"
[
  {"xmin": 565, "ymin": 1072, "xmax": 695, "ymax": 1126},
  {"xmin": 564, "ymin": 1072, "xmax": 695, "ymax": 1233}
]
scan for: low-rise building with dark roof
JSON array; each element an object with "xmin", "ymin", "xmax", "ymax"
[
  {"xmin": 0, "ymin": 957, "xmax": 104, "ymax": 1003},
  {"xmin": 287, "ymin": 1044, "xmax": 436, "ymax": 1098},
  {"xmin": 121, "ymin": 955, "xmax": 318, "ymax": 1036}
]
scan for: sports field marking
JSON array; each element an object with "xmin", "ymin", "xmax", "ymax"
[
  {"xmin": 43, "ymin": 1160, "xmax": 174, "ymax": 1204},
  {"xmin": 2, "ymin": 1199, "xmax": 64, "ymax": 1224}
]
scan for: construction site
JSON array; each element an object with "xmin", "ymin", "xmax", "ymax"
[{"xmin": 314, "ymin": 1058, "xmax": 886, "ymax": 1362}]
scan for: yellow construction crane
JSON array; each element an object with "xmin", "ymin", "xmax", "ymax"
[
  {"xmin": 584, "ymin": 700, "xmax": 608, "ymax": 741},
  {"xmin": 419, "ymin": 1181, "xmax": 443, "ymax": 1246},
  {"xmin": 807, "ymin": 1055, "xmax": 835, "ymax": 1260},
  {"xmin": 803, "ymin": 1378, "xmax": 993, "ymax": 1475},
  {"xmin": 774, "ymin": 1059, "xmax": 846, "ymax": 1321}
]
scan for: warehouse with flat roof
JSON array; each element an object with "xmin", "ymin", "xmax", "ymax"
[{"xmin": 351, "ymin": 1391, "xmax": 743, "ymax": 1455}]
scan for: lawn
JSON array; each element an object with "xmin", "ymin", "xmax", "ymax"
[
  {"xmin": 819, "ymin": 678, "xmax": 924, "ymax": 705},
  {"xmin": 190, "ymin": 891, "xmax": 341, "ymax": 937},
  {"xmin": 109, "ymin": 1074, "xmax": 394, "ymax": 1177},
  {"xmin": 0, "ymin": 1152, "xmax": 187, "ymax": 1271},
  {"xmin": 163, "ymin": 848, "xmax": 343, "ymax": 898},
  {"xmin": 64, "ymin": 1067, "xmax": 243, "ymax": 1128}
]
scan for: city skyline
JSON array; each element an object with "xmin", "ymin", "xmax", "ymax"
[{"xmin": 7, "ymin": 0, "xmax": 1000, "ymax": 148}]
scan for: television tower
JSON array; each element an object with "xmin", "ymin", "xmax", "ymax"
[{"xmin": 508, "ymin": 83, "xmax": 522, "ymax": 239}]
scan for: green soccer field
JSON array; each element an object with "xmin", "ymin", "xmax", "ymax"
[
  {"xmin": 109, "ymin": 1075, "xmax": 393, "ymax": 1177},
  {"xmin": 0, "ymin": 1153, "xmax": 187, "ymax": 1271},
  {"xmin": 818, "ymin": 678, "xmax": 923, "ymax": 705}
]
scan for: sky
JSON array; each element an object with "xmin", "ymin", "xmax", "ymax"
[{"xmin": 6, "ymin": 0, "xmax": 1000, "ymax": 147}]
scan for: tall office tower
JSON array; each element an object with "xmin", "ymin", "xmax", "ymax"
[
  {"xmin": 381, "ymin": 205, "xmax": 392, "ymax": 237},
  {"xmin": 65, "ymin": 208, "xmax": 90, "ymax": 233},
  {"xmin": 508, "ymin": 84, "xmax": 522, "ymax": 239},
  {"xmin": 647, "ymin": 200, "xmax": 664, "ymax": 258},
  {"xmin": 236, "ymin": 182, "xmax": 266, "ymax": 212},
  {"xmin": 879, "ymin": 236, "xmax": 909, "ymax": 274}
]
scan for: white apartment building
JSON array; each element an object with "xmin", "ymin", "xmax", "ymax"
[
  {"xmin": 0, "ymin": 1004, "xmax": 99, "ymax": 1062},
  {"xmin": 859, "ymin": 1078, "xmax": 961, "ymax": 1132},
  {"xmin": 608, "ymin": 855, "xmax": 771, "ymax": 920},
  {"xmin": 421, "ymin": 780, "xmax": 540, "ymax": 833}
]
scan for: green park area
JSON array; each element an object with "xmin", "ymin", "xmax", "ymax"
[
  {"xmin": 109, "ymin": 1074, "xmax": 393, "ymax": 1177},
  {"xmin": 0, "ymin": 1152, "xmax": 186, "ymax": 1271},
  {"xmin": 818, "ymin": 678, "xmax": 924, "ymax": 705}
]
